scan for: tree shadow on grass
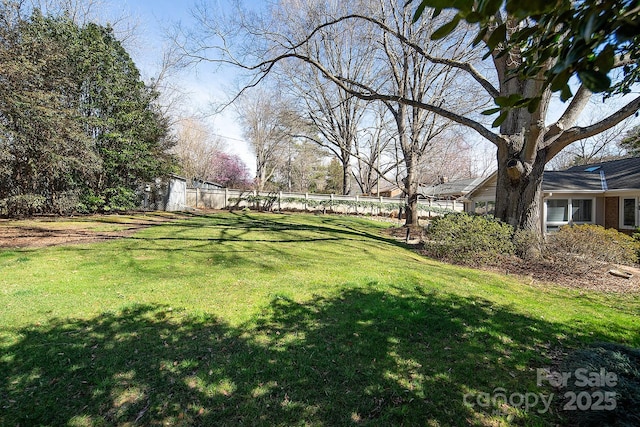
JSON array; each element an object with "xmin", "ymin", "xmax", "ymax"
[
  {"xmin": 0, "ymin": 287, "xmax": 621, "ymax": 426},
  {"xmin": 123, "ymin": 212, "xmax": 408, "ymax": 250}
]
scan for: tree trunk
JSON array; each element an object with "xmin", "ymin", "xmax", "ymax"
[
  {"xmin": 494, "ymin": 143, "xmax": 546, "ymax": 241},
  {"xmin": 403, "ymin": 155, "xmax": 419, "ymax": 227},
  {"xmin": 341, "ymin": 160, "xmax": 352, "ymax": 195}
]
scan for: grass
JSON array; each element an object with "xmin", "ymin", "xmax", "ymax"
[{"xmin": 0, "ymin": 212, "xmax": 638, "ymax": 426}]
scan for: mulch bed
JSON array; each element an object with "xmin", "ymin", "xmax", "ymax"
[{"xmin": 383, "ymin": 226, "xmax": 640, "ymax": 294}]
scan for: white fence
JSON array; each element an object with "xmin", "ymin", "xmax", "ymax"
[{"xmin": 184, "ymin": 188, "xmax": 463, "ymax": 217}]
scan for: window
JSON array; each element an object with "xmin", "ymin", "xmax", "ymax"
[
  {"xmin": 571, "ymin": 199, "xmax": 592, "ymax": 222},
  {"xmin": 623, "ymin": 198, "xmax": 636, "ymax": 228},
  {"xmin": 547, "ymin": 199, "xmax": 568, "ymax": 222},
  {"xmin": 474, "ymin": 201, "xmax": 496, "ymax": 216},
  {"xmin": 545, "ymin": 198, "xmax": 595, "ymax": 232}
]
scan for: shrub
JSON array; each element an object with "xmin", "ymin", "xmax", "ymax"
[
  {"xmin": 51, "ymin": 191, "xmax": 80, "ymax": 215},
  {"xmin": 423, "ymin": 212, "xmax": 515, "ymax": 264},
  {"xmin": 545, "ymin": 224, "xmax": 639, "ymax": 267},
  {"xmin": 78, "ymin": 192, "xmax": 106, "ymax": 213},
  {"xmin": 558, "ymin": 343, "xmax": 640, "ymax": 426},
  {"xmin": 2, "ymin": 194, "xmax": 46, "ymax": 217},
  {"xmin": 103, "ymin": 187, "xmax": 138, "ymax": 212}
]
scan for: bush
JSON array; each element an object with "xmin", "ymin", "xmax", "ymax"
[
  {"xmin": 78, "ymin": 192, "xmax": 106, "ymax": 213},
  {"xmin": 423, "ymin": 212, "xmax": 515, "ymax": 264},
  {"xmin": 1, "ymin": 194, "xmax": 46, "ymax": 217},
  {"xmin": 51, "ymin": 191, "xmax": 80, "ymax": 215},
  {"xmin": 558, "ymin": 343, "xmax": 640, "ymax": 426},
  {"xmin": 545, "ymin": 224, "xmax": 638, "ymax": 267},
  {"xmin": 103, "ymin": 187, "xmax": 138, "ymax": 212},
  {"xmin": 633, "ymin": 229, "xmax": 640, "ymax": 260}
]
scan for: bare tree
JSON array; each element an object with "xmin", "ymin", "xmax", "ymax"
[
  {"xmin": 177, "ymin": 2, "xmax": 640, "ymax": 232},
  {"xmin": 236, "ymin": 87, "xmax": 293, "ymax": 191},
  {"xmin": 271, "ymin": 140, "xmax": 327, "ymax": 193},
  {"xmin": 353, "ymin": 104, "xmax": 399, "ymax": 195},
  {"xmin": 546, "ymin": 105, "xmax": 636, "ymax": 170},
  {"xmin": 365, "ymin": 1, "xmax": 487, "ymax": 225},
  {"xmin": 172, "ymin": 117, "xmax": 225, "ymax": 185},
  {"xmin": 414, "ymin": 127, "xmax": 476, "ymax": 185},
  {"xmin": 272, "ymin": 0, "xmax": 378, "ymax": 195}
]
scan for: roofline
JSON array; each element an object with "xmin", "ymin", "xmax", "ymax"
[
  {"xmin": 543, "ymin": 190, "xmax": 604, "ymax": 194},
  {"xmin": 543, "ymin": 189, "xmax": 640, "ymax": 196},
  {"xmin": 466, "ymin": 172, "xmax": 497, "ymax": 198}
]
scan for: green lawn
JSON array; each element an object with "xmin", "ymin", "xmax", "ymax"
[{"xmin": 0, "ymin": 212, "xmax": 638, "ymax": 426}]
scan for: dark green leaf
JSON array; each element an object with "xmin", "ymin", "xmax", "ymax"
[
  {"xmin": 431, "ymin": 15, "xmax": 461, "ymax": 40},
  {"xmin": 616, "ymin": 22, "xmax": 640, "ymax": 41},
  {"xmin": 505, "ymin": 0, "xmax": 554, "ymax": 16},
  {"xmin": 494, "ymin": 94, "xmax": 523, "ymax": 108},
  {"xmin": 492, "ymin": 111, "xmax": 509, "ymax": 127},
  {"xmin": 478, "ymin": 0, "xmax": 503, "ymax": 16},
  {"xmin": 527, "ymin": 97, "xmax": 542, "ymax": 113},
  {"xmin": 481, "ymin": 107, "xmax": 502, "ymax": 115},
  {"xmin": 409, "ymin": 0, "xmax": 458, "ymax": 9},
  {"xmin": 464, "ymin": 11, "xmax": 482, "ymax": 24},
  {"xmin": 494, "ymin": 96, "xmax": 510, "ymax": 107},
  {"xmin": 472, "ymin": 26, "xmax": 489, "ymax": 47},
  {"xmin": 580, "ymin": 10, "xmax": 598, "ymax": 43},
  {"xmin": 560, "ymin": 84, "xmax": 573, "ymax": 102},
  {"xmin": 550, "ymin": 69, "xmax": 571, "ymax": 92},
  {"xmin": 486, "ymin": 24, "xmax": 507, "ymax": 50},
  {"xmin": 594, "ymin": 44, "xmax": 615, "ymax": 71},
  {"xmin": 412, "ymin": 1, "xmax": 429, "ymax": 23},
  {"xmin": 578, "ymin": 70, "xmax": 612, "ymax": 93}
]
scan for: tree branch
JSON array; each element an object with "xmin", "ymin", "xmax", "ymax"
[
  {"xmin": 546, "ymin": 95, "xmax": 640, "ymax": 159},
  {"xmin": 333, "ymin": 14, "xmax": 500, "ymax": 98},
  {"xmin": 316, "ymin": 64, "xmax": 503, "ymax": 146},
  {"xmin": 545, "ymin": 85, "xmax": 592, "ymax": 142}
]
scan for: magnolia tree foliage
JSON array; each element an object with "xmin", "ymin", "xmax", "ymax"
[
  {"xmin": 409, "ymin": 0, "xmax": 640, "ymax": 114},
  {"xmin": 0, "ymin": 6, "xmax": 174, "ymax": 216}
]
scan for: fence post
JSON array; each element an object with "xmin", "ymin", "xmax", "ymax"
[
  {"xmin": 305, "ymin": 193, "xmax": 308, "ymax": 211},
  {"xmin": 278, "ymin": 191, "xmax": 282, "ymax": 211},
  {"xmin": 224, "ymin": 188, "xmax": 229, "ymax": 209}
]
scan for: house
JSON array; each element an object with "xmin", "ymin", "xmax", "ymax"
[
  {"xmin": 369, "ymin": 184, "xmax": 404, "ymax": 198},
  {"xmin": 465, "ymin": 157, "xmax": 640, "ymax": 233},
  {"xmin": 419, "ymin": 177, "xmax": 486, "ymax": 200}
]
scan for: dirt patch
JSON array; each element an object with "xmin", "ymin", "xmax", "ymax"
[
  {"xmin": 0, "ymin": 212, "xmax": 192, "ymax": 249},
  {"xmin": 485, "ymin": 256, "xmax": 640, "ymax": 294}
]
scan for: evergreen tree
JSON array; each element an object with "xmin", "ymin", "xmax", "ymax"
[
  {"xmin": 0, "ymin": 10, "xmax": 99, "ymax": 215},
  {"xmin": 75, "ymin": 22, "xmax": 175, "ymax": 211},
  {"xmin": 0, "ymin": 6, "xmax": 175, "ymax": 216}
]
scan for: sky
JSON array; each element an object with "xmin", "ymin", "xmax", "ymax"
[
  {"xmin": 109, "ymin": 0, "xmax": 261, "ymax": 170},
  {"xmin": 96, "ymin": 1, "xmax": 640, "ymax": 177}
]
